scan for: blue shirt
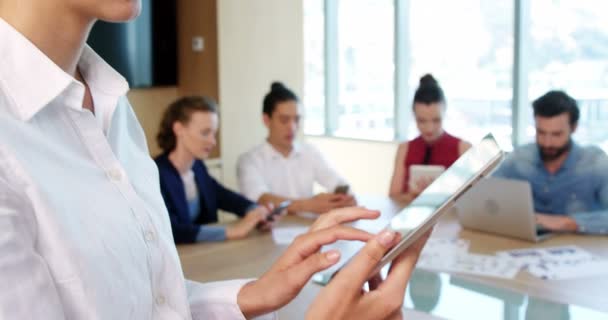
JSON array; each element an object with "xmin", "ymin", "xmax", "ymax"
[
  {"xmin": 155, "ymin": 153, "xmax": 257, "ymax": 244},
  {"xmin": 493, "ymin": 143, "xmax": 608, "ymax": 234}
]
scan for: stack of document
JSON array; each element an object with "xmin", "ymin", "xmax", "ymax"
[
  {"xmin": 272, "ymin": 229, "xmax": 608, "ymax": 281},
  {"xmin": 418, "ymin": 240, "xmax": 608, "ymax": 280},
  {"xmin": 417, "ymin": 238, "xmax": 521, "ymax": 279},
  {"xmin": 496, "ymin": 245, "xmax": 608, "ymax": 280}
]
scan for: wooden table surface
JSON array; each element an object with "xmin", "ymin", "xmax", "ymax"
[{"xmin": 178, "ymin": 195, "xmax": 608, "ymax": 319}]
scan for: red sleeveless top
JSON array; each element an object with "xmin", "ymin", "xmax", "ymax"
[{"xmin": 402, "ymin": 132, "xmax": 462, "ymax": 193}]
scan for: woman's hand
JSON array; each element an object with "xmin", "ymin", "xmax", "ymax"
[
  {"xmin": 306, "ymin": 229, "xmax": 431, "ymax": 320},
  {"xmin": 237, "ymin": 207, "xmax": 380, "ymax": 318},
  {"xmin": 226, "ymin": 206, "xmax": 270, "ymax": 240}
]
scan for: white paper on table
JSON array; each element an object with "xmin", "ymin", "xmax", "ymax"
[
  {"xmin": 496, "ymin": 245, "xmax": 595, "ymax": 269},
  {"xmin": 527, "ymin": 258, "xmax": 608, "ymax": 280},
  {"xmin": 272, "ymin": 227, "xmax": 309, "ymax": 245},
  {"xmin": 418, "ymin": 252, "xmax": 521, "ymax": 279},
  {"xmin": 541, "ymin": 245, "xmax": 594, "ymax": 260}
]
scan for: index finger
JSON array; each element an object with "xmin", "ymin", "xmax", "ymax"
[
  {"xmin": 310, "ymin": 207, "xmax": 380, "ymax": 232},
  {"xmin": 277, "ymin": 226, "xmax": 375, "ymax": 268},
  {"xmin": 328, "ymin": 229, "xmax": 399, "ymax": 297}
]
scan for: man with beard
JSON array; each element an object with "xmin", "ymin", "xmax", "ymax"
[{"xmin": 494, "ymin": 90, "xmax": 608, "ymax": 234}]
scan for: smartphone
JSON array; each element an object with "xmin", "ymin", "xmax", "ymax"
[
  {"xmin": 334, "ymin": 185, "xmax": 350, "ymax": 195},
  {"xmin": 314, "ymin": 133, "xmax": 505, "ymax": 284},
  {"xmin": 266, "ymin": 200, "xmax": 291, "ymax": 221}
]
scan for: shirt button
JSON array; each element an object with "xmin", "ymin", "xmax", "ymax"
[
  {"xmin": 108, "ymin": 168, "xmax": 123, "ymax": 182},
  {"xmin": 144, "ymin": 231, "xmax": 155, "ymax": 242},
  {"xmin": 156, "ymin": 296, "xmax": 166, "ymax": 305}
]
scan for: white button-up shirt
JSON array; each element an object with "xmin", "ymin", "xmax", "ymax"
[
  {"xmin": 0, "ymin": 18, "xmax": 275, "ymax": 320},
  {"xmin": 237, "ymin": 141, "xmax": 346, "ymax": 202}
]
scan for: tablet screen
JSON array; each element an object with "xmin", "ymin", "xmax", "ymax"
[{"xmin": 313, "ymin": 134, "xmax": 503, "ymax": 284}]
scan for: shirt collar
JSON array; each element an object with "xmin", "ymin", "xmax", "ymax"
[
  {"xmin": 561, "ymin": 142, "xmax": 580, "ymax": 170},
  {"xmin": 263, "ymin": 140, "xmax": 301, "ymax": 160},
  {"xmin": 0, "ymin": 18, "xmax": 129, "ymax": 122}
]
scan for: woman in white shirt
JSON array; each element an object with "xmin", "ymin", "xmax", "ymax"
[{"xmin": 0, "ymin": 0, "xmax": 428, "ymax": 319}]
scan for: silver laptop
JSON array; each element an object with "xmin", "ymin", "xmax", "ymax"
[{"xmin": 454, "ymin": 177, "xmax": 552, "ymax": 242}]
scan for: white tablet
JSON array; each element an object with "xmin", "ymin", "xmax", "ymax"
[
  {"xmin": 408, "ymin": 165, "xmax": 445, "ymax": 191},
  {"xmin": 315, "ymin": 133, "xmax": 504, "ymax": 283}
]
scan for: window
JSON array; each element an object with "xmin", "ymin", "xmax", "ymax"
[
  {"xmin": 303, "ymin": 0, "xmax": 325, "ymax": 135},
  {"xmin": 334, "ymin": 0, "xmax": 395, "ymax": 141},
  {"xmin": 526, "ymin": 0, "xmax": 608, "ymax": 149},
  {"xmin": 304, "ymin": 0, "xmax": 608, "ymax": 151},
  {"xmin": 407, "ymin": 0, "xmax": 513, "ymax": 149}
]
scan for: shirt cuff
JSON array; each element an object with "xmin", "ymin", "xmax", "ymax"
[
  {"xmin": 245, "ymin": 203, "xmax": 259, "ymax": 214},
  {"xmin": 571, "ymin": 213, "xmax": 608, "ymax": 235},
  {"xmin": 187, "ymin": 279, "xmax": 278, "ymax": 320},
  {"xmin": 195, "ymin": 226, "xmax": 227, "ymax": 242}
]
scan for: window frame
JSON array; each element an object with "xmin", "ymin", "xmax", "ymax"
[{"xmin": 306, "ymin": 0, "xmax": 563, "ymax": 148}]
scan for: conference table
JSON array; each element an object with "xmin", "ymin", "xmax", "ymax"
[{"xmin": 177, "ymin": 195, "xmax": 608, "ymax": 319}]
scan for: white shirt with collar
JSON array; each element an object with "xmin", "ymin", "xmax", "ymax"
[
  {"xmin": 237, "ymin": 141, "xmax": 346, "ymax": 202},
  {"xmin": 0, "ymin": 18, "xmax": 275, "ymax": 320}
]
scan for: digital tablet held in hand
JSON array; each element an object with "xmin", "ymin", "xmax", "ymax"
[{"xmin": 320, "ymin": 134, "xmax": 504, "ymax": 282}]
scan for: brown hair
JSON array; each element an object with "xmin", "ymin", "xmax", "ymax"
[{"xmin": 156, "ymin": 96, "xmax": 218, "ymax": 153}]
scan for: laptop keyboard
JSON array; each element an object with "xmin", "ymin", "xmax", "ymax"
[{"xmin": 536, "ymin": 225, "xmax": 552, "ymax": 236}]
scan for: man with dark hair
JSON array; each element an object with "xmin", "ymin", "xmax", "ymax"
[
  {"xmin": 238, "ymin": 82, "xmax": 356, "ymax": 214},
  {"xmin": 494, "ymin": 90, "xmax": 608, "ymax": 234}
]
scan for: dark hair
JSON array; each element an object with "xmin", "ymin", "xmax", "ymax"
[
  {"xmin": 532, "ymin": 90, "xmax": 579, "ymax": 126},
  {"xmin": 413, "ymin": 74, "xmax": 445, "ymax": 107},
  {"xmin": 263, "ymin": 81, "xmax": 298, "ymax": 116},
  {"xmin": 156, "ymin": 96, "xmax": 218, "ymax": 153}
]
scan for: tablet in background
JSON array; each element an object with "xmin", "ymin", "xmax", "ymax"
[{"xmin": 409, "ymin": 165, "xmax": 445, "ymax": 191}]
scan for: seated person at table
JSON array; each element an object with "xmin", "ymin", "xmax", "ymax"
[
  {"xmin": 493, "ymin": 90, "xmax": 608, "ymax": 234},
  {"xmin": 237, "ymin": 82, "xmax": 355, "ymax": 214},
  {"xmin": 389, "ymin": 74, "xmax": 471, "ymax": 202},
  {"xmin": 155, "ymin": 96, "xmax": 272, "ymax": 243}
]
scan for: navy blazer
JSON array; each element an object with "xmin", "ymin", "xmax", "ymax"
[{"xmin": 155, "ymin": 153, "xmax": 254, "ymax": 244}]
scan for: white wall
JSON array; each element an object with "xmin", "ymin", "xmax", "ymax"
[
  {"xmin": 218, "ymin": 0, "xmax": 304, "ymax": 189},
  {"xmin": 306, "ymin": 136, "xmax": 399, "ymax": 196}
]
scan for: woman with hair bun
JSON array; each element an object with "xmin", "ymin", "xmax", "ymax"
[{"xmin": 389, "ymin": 74, "xmax": 471, "ymax": 202}]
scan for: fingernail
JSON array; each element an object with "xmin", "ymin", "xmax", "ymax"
[
  {"xmin": 377, "ymin": 230, "xmax": 396, "ymax": 248},
  {"xmin": 325, "ymin": 250, "xmax": 341, "ymax": 263}
]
